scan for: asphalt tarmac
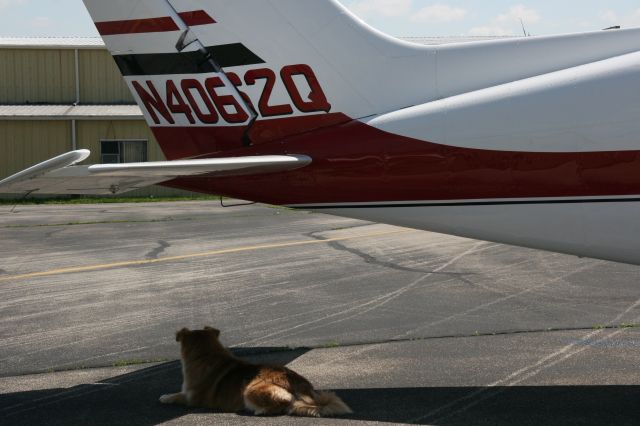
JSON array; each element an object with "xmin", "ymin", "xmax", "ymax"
[{"xmin": 1, "ymin": 201, "xmax": 640, "ymax": 425}]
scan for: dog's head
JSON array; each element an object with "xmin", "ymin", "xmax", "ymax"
[
  {"xmin": 175, "ymin": 326, "xmax": 226, "ymax": 359},
  {"xmin": 176, "ymin": 326, "xmax": 220, "ymax": 342}
]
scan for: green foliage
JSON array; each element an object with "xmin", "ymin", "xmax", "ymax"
[{"xmin": 0, "ymin": 195, "xmax": 220, "ymax": 205}]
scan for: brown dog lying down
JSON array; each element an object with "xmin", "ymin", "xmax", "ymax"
[{"xmin": 159, "ymin": 327, "xmax": 352, "ymax": 417}]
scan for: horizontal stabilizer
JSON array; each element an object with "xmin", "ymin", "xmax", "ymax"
[{"xmin": 0, "ymin": 150, "xmax": 311, "ymax": 195}]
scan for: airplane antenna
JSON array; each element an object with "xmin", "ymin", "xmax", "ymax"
[
  {"xmin": 519, "ymin": 19, "xmax": 530, "ymax": 37},
  {"xmin": 164, "ymin": 0, "xmax": 259, "ymax": 147},
  {"xmin": 9, "ymin": 189, "xmax": 36, "ymax": 213}
]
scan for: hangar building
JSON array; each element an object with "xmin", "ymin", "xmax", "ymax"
[{"xmin": 0, "ymin": 37, "xmax": 194, "ymax": 197}]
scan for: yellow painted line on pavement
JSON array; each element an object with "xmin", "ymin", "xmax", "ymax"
[{"xmin": 0, "ymin": 229, "xmax": 409, "ymax": 283}]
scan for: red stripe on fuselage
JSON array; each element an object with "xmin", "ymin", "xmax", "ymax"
[
  {"xmin": 149, "ymin": 114, "xmax": 351, "ymax": 159},
  {"xmin": 151, "ymin": 114, "xmax": 640, "ymax": 205},
  {"xmin": 95, "ymin": 11, "xmax": 215, "ymax": 36}
]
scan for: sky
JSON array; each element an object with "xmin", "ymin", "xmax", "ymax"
[{"xmin": 0, "ymin": 0, "xmax": 639, "ymax": 38}]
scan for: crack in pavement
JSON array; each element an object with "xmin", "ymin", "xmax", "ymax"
[
  {"xmin": 44, "ymin": 228, "xmax": 64, "ymax": 239},
  {"xmin": 306, "ymin": 229, "xmax": 474, "ymax": 277},
  {"xmin": 145, "ymin": 240, "xmax": 171, "ymax": 260}
]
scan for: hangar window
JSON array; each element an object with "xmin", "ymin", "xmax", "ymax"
[{"xmin": 101, "ymin": 140, "xmax": 148, "ymax": 164}]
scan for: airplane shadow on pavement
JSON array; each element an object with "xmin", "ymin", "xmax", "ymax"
[
  {"xmin": 337, "ymin": 385, "xmax": 640, "ymax": 425},
  {"xmin": 2, "ymin": 347, "xmax": 639, "ymax": 425}
]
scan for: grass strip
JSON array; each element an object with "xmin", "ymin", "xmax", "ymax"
[{"xmin": 0, "ymin": 196, "xmax": 220, "ymax": 205}]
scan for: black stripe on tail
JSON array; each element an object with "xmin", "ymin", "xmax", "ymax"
[{"xmin": 114, "ymin": 43, "xmax": 265, "ymax": 76}]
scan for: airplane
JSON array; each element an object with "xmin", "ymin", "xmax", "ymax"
[{"xmin": 2, "ymin": 0, "xmax": 640, "ymax": 266}]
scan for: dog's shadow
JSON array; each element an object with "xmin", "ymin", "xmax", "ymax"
[
  {"xmin": 2, "ymin": 347, "xmax": 640, "ymax": 425},
  {"xmin": 0, "ymin": 348, "xmax": 309, "ymax": 426}
]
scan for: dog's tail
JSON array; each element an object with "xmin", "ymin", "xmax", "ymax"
[{"xmin": 289, "ymin": 391, "xmax": 352, "ymax": 418}]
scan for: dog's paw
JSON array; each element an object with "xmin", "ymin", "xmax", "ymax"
[{"xmin": 159, "ymin": 394, "xmax": 174, "ymax": 404}]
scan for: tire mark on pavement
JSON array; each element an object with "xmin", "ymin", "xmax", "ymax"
[
  {"xmin": 236, "ymin": 242, "xmax": 489, "ymax": 347},
  {"xmin": 395, "ymin": 262, "xmax": 602, "ymax": 340},
  {"xmin": 411, "ymin": 295, "xmax": 640, "ymax": 424}
]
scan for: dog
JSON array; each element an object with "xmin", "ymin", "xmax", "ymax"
[{"xmin": 159, "ymin": 327, "xmax": 352, "ymax": 417}]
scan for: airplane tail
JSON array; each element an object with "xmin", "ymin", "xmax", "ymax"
[
  {"xmin": 82, "ymin": 0, "xmax": 404, "ymax": 159},
  {"xmin": 83, "ymin": 0, "xmax": 640, "ymax": 160}
]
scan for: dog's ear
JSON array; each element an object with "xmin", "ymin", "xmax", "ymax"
[
  {"xmin": 176, "ymin": 327, "xmax": 190, "ymax": 342},
  {"xmin": 204, "ymin": 326, "xmax": 221, "ymax": 339}
]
